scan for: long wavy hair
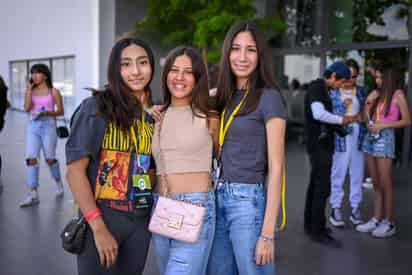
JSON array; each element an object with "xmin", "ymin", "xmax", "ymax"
[
  {"xmin": 370, "ymin": 66, "xmax": 401, "ymax": 118},
  {"xmin": 215, "ymin": 20, "xmax": 282, "ymax": 115},
  {"xmin": 30, "ymin": 64, "xmax": 53, "ymax": 88},
  {"xmin": 96, "ymin": 37, "xmax": 155, "ymax": 130},
  {"xmin": 161, "ymin": 46, "xmax": 212, "ymax": 117}
]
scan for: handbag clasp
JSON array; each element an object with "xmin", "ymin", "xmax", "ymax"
[{"xmin": 167, "ymin": 213, "xmax": 184, "ymax": 230}]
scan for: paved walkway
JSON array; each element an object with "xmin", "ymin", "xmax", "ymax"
[{"xmin": 0, "ymin": 110, "xmax": 410, "ymax": 275}]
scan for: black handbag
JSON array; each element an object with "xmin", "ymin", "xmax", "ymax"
[
  {"xmin": 56, "ymin": 118, "xmax": 69, "ymax": 138},
  {"xmin": 60, "ymin": 215, "xmax": 87, "ymax": 254}
]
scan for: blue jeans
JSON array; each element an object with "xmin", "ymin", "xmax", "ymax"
[
  {"xmin": 152, "ymin": 191, "xmax": 216, "ymax": 275},
  {"xmin": 207, "ymin": 181, "xmax": 275, "ymax": 275},
  {"xmin": 26, "ymin": 117, "xmax": 61, "ymax": 189}
]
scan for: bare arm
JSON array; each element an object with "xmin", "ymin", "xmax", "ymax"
[
  {"xmin": 383, "ymin": 91, "xmax": 411, "ymax": 128},
  {"xmin": 255, "ymin": 117, "xmax": 286, "ymax": 265},
  {"xmin": 208, "ymin": 115, "xmax": 220, "ymax": 157},
  {"xmin": 43, "ymin": 88, "xmax": 64, "ymax": 117},
  {"xmin": 23, "ymin": 85, "xmax": 33, "ymax": 112},
  {"xmin": 368, "ymin": 91, "xmax": 411, "ymax": 132},
  {"xmin": 363, "ymin": 90, "xmax": 378, "ymax": 120},
  {"xmin": 66, "ymin": 157, "xmax": 99, "ymax": 220},
  {"xmin": 66, "ymin": 157, "xmax": 118, "ymax": 268}
]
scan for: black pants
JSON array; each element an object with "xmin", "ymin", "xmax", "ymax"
[
  {"xmin": 304, "ymin": 147, "xmax": 333, "ymax": 235},
  {"xmin": 0, "ymin": 119, "xmax": 3, "ymax": 176},
  {"xmin": 77, "ymin": 205, "xmax": 151, "ymax": 275}
]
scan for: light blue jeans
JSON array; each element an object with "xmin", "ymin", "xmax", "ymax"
[
  {"xmin": 152, "ymin": 191, "xmax": 216, "ymax": 275},
  {"xmin": 26, "ymin": 117, "xmax": 61, "ymax": 189},
  {"xmin": 207, "ymin": 181, "xmax": 275, "ymax": 275}
]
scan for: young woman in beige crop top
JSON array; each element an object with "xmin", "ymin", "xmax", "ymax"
[{"xmin": 151, "ymin": 46, "xmax": 219, "ymax": 275}]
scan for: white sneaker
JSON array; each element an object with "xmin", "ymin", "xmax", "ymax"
[
  {"xmin": 356, "ymin": 217, "xmax": 379, "ymax": 233},
  {"xmin": 362, "ymin": 178, "xmax": 373, "ymax": 189},
  {"xmin": 19, "ymin": 192, "xmax": 40, "ymax": 207},
  {"xmin": 372, "ymin": 219, "xmax": 396, "ymax": 238},
  {"xmin": 329, "ymin": 208, "xmax": 345, "ymax": 227},
  {"xmin": 56, "ymin": 181, "xmax": 64, "ymax": 197}
]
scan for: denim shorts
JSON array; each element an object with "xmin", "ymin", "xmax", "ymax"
[{"xmin": 362, "ymin": 128, "xmax": 395, "ymax": 158}]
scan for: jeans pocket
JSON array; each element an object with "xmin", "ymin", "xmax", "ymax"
[{"xmin": 231, "ymin": 186, "xmax": 255, "ymax": 201}]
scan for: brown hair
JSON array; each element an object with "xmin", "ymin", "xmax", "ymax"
[
  {"xmin": 161, "ymin": 46, "xmax": 212, "ymax": 118},
  {"xmin": 370, "ymin": 65, "xmax": 402, "ymax": 118},
  {"xmin": 96, "ymin": 37, "xmax": 155, "ymax": 130},
  {"xmin": 215, "ymin": 20, "xmax": 283, "ymax": 115}
]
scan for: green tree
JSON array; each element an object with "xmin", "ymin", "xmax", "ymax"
[
  {"xmin": 353, "ymin": 0, "xmax": 411, "ymax": 42},
  {"xmin": 133, "ymin": 0, "xmax": 286, "ymax": 63}
]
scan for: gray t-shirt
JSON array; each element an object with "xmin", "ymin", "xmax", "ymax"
[
  {"xmin": 221, "ymin": 88, "xmax": 287, "ymax": 184},
  {"xmin": 65, "ymin": 96, "xmax": 107, "ymax": 190}
]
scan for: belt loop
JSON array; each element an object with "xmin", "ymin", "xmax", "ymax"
[{"xmin": 225, "ymin": 181, "xmax": 230, "ymax": 194}]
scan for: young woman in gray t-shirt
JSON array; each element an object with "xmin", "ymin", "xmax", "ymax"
[{"xmin": 207, "ymin": 20, "xmax": 287, "ymax": 275}]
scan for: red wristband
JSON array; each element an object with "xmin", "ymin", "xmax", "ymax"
[{"xmin": 85, "ymin": 208, "xmax": 102, "ymax": 222}]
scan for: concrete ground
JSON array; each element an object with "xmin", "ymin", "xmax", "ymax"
[{"xmin": 0, "ymin": 110, "xmax": 410, "ymax": 275}]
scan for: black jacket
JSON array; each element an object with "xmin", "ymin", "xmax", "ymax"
[
  {"xmin": 304, "ymin": 78, "xmax": 344, "ymax": 153},
  {"xmin": 0, "ymin": 83, "xmax": 8, "ymax": 131}
]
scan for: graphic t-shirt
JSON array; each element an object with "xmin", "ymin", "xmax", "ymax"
[{"xmin": 66, "ymin": 96, "xmax": 155, "ymax": 213}]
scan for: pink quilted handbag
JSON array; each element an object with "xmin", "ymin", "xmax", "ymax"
[
  {"xmin": 149, "ymin": 113, "xmax": 206, "ymax": 243},
  {"xmin": 149, "ymin": 196, "xmax": 205, "ymax": 243}
]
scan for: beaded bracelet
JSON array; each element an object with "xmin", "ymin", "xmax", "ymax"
[{"xmin": 259, "ymin": 234, "xmax": 275, "ymax": 242}]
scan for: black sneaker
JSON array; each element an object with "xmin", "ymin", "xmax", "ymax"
[{"xmin": 350, "ymin": 208, "xmax": 363, "ymax": 225}]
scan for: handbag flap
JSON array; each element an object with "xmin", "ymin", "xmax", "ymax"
[{"xmin": 153, "ymin": 196, "xmax": 205, "ymax": 226}]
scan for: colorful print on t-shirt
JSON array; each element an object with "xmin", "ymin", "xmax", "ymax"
[
  {"xmin": 95, "ymin": 117, "xmax": 154, "ymax": 201},
  {"xmin": 95, "ymin": 150, "xmax": 130, "ymax": 200}
]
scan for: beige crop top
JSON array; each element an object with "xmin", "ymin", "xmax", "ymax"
[{"xmin": 151, "ymin": 105, "xmax": 213, "ymax": 175}]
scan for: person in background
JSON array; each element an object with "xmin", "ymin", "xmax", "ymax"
[
  {"xmin": 0, "ymin": 75, "xmax": 9, "ymax": 193},
  {"xmin": 303, "ymin": 61, "xmax": 357, "ymax": 247},
  {"xmin": 356, "ymin": 63, "xmax": 411, "ymax": 238},
  {"xmin": 20, "ymin": 64, "xmax": 64, "ymax": 207},
  {"xmin": 329, "ymin": 59, "xmax": 367, "ymax": 227}
]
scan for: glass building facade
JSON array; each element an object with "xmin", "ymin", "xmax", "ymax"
[{"xmin": 9, "ymin": 56, "xmax": 76, "ymax": 119}]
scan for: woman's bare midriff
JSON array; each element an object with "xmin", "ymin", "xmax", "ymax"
[{"xmin": 154, "ymin": 172, "xmax": 211, "ymax": 195}]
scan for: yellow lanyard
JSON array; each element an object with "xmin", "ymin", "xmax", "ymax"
[
  {"xmin": 219, "ymin": 90, "xmax": 249, "ymax": 150},
  {"xmin": 130, "ymin": 110, "xmax": 145, "ymax": 168},
  {"xmin": 218, "ymin": 90, "xmax": 287, "ymax": 232}
]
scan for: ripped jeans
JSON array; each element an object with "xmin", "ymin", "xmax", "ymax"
[
  {"xmin": 151, "ymin": 191, "xmax": 216, "ymax": 275},
  {"xmin": 26, "ymin": 117, "xmax": 61, "ymax": 189}
]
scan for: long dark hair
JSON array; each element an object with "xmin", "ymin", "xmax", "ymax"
[
  {"xmin": 161, "ymin": 46, "xmax": 211, "ymax": 117},
  {"xmin": 30, "ymin": 64, "xmax": 53, "ymax": 88},
  {"xmin": 0, "ymin": 75, "xmax": 7, "ymax": 92},
  {"xmin": 96, "ymin": 37, "xmax": 155, "ymax": 130},
  {"xmin": 215, "ymin": 20, "xmax": 281, "ymax": 115},
  {"xmin": 370, "ymin": 66, "xmax": 401, "ymax": 118}
]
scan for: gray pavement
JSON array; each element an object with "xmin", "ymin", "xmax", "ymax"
[{"xmin": 0, "ymin": 110, "xmax": 411, "ymax": 275}]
